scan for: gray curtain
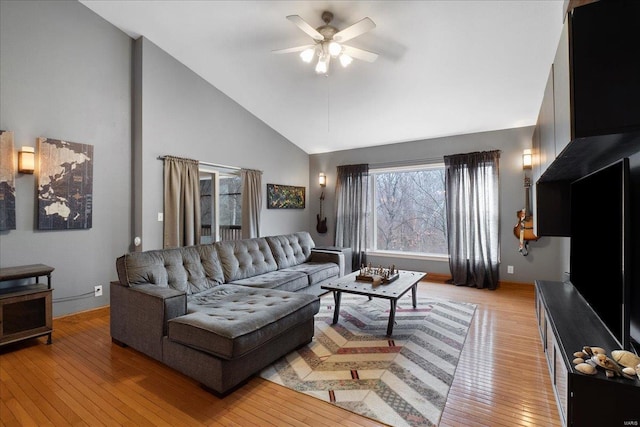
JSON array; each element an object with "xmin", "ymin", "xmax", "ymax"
[
  {"xmin": 335, "ymin": 164, "xmax": 369, "ymax": 271},
  {"xmin": 444, "ymin": 150, "xmax": 500, "ymax": 289},
  {"xmin": 241, "ymin": 168, "xmax": 262, "ymax": 238},
  {"xmin": 163, "ymin": 156, "xmax": 201, "ymax": 248}
]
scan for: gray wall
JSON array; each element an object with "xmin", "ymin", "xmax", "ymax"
[
  {"xmin": 0, "ymin": 1, "xmax": 311, "ymax": 316},
  {"xmin": 134, "ymin": 37, "xmax": 310, "ymax": 250},
  {"xmin": 309, "ymin": 127, "xmax": 569, "ymax": 284},
  {"xmin": 0, "ymin": 0, "xmax": 132, "ymax": 315}
]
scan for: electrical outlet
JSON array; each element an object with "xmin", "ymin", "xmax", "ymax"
[
  {"xmin": 507, "ymin": 265, "xmax": 514, "ymax": 274},
  {"xmin": 94, "ymin": 285, "xmax": 103, "ymax": 297}
]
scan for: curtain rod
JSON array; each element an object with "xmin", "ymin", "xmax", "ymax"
[
  {"xmin": 157, "ymin": 155, "xmax": 241, "ymax": 171},
  {"xmin": 368, "ymin": 156, "xmax": 444, "ymax": 170}
]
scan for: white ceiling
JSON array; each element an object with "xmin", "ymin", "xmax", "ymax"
[{"xmin": 80, "ymin": 0, "xmax": 565, "ymax": 154}]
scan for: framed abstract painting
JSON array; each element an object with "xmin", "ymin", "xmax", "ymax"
[{"xmin": 266, "ymin": 184, "xmax": 305, "ymax": 209}]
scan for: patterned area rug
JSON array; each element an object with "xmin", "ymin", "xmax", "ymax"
[{"xmin": 260, "ymin": 292, "xmax": 476, "ymax": 426}]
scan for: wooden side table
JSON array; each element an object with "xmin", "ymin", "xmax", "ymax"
[{"xmin": 0, "ymin": 264, "xmax": 54, "ymax": 346}]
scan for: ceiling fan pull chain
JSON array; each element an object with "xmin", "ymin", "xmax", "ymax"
[{"xmin": 327, "ymin": 76, "xmax": 331, "ymax": 133}]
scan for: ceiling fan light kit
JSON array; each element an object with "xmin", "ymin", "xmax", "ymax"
[
  {"xmin": 328, "ymin": 41, "xmax": 342, "ymax": 57},
  {"xmin": 339, "ymin": 54, "xmax": 353, "ymax": 68},
  {"xmin": 315, "ymin": 56, "xmax": 329, "ymax": 74},
  {"xmin": 300, "ymin": 48, "xmax": 315, "ymax": 63},
  {"xmin": 274, "ymin": 11, "xmax": 378, "ymax": 75}
]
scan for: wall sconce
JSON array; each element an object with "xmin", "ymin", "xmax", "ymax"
[
  {"xmin": 522, "ymin": 149, "xmax": 532, "ymax": 170},
  {"xmin": 18, "ymin": 146, "xmax": 35, "ymax": 174},
  {"xmin": 318, "ymin": 172, "xmax": 326, "ymax": 187}
]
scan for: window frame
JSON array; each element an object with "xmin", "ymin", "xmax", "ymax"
[
  {"xmin": 199, "ymin": 167, "xmax": 221, "ymax": 242},
  {"xmin": 367, "ymin": 162, "xmax": 449, "ymax": 261},
  {"xmin": 199, "ymin": 166, "xmax": 241, "ymax": 243},
  {"xmin": 218, "ymin": 174, "xmax": 242, "ymax": 227}
]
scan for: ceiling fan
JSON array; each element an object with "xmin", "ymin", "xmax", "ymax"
[{"xmin": 273, "ymin": 11, "xmax": 378, "ymax": 75}]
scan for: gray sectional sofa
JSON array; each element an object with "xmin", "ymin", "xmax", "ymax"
[{"xmin": 110, "ymin": 231, "xmax": 345, "ymax": 395}]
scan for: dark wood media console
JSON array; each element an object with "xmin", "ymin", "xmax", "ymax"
[
  {"xmin": 0, "ymin": 264, "xmax": 54, "ymax": 347},
  {"xmin": 535, "ymin": 280, "xmax": 640, "ymax": 426}
]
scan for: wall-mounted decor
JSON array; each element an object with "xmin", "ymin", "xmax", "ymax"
[
  {"xmin": 37, "ymin": 137, "xmax": 93, "ymax": 230},
  {"xmin": 18, "ymin": 146, "xmax": 35, "ymax": 174},
  {"xmin": 0, "ymin": 131, "xmax": 16, "ymax": 231},
  {"xmin": 267, "ymin": 184, "xmax": 305, "ymax": 209}
]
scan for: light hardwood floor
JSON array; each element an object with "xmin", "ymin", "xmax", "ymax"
[{"xmin": 0, "ymin": 281, "xmax": 561, "ymax": 426}]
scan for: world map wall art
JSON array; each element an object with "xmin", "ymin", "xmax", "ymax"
[
  {"xmin": 0, "ymin": 130, "xmax": 16, "ymax": 231},
  {"xmin": 37, "ymin": 137, "xmax": 93, "ymax": 230}
]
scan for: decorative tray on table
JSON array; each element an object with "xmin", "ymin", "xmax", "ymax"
[{"xmin": 356, "ymin": 264, "xmax": 399, "ymax": 285}]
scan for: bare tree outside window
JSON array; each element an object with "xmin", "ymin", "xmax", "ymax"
[
  {"xmin": 200, "ymin": 178, "xmax": 213, "ymax": 227},
  {"xmin": 220, "ymin": 175, "xmax": 242, "ymax": 226},
  {"xmin": 370, "ymin": 166, "xmax": 447, "ymax": 255},
  {"xmin": 199, "ymin": 177, "xmax": 213, "ymax": 243}
]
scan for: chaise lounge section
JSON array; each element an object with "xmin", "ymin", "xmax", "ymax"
[{"xmin": 110, "ymin": 232, "xmax": 344, "ymax": 395}]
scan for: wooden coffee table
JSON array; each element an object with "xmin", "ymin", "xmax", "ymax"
[{"xmin": 321, "ymin": 270, "xmax": 427, "ymax": 336}]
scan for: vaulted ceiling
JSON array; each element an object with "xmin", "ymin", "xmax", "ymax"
[{"xmin": 81, "ymin": 1, "xmax": 565, "ymax": 154}]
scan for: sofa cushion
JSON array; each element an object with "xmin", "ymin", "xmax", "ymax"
[
  {"xmin": 229, "ymin": 270, "xmax": 309, "ymax": 292},
  {"xmin": 266, "ymin": 232, "xmax": 314, "ymax": 269},
  {"xmin": 169, "ymin": 285, "xmax": 320, "ymax": 359},
  {"xmin": 281, "ymin": 262, "xmax": 340, "ymax": 285},
  {"xmin": 215, "ymin": 238, "xmax": 278, "ymax": 283},
  {"xmin": 115, "ymin": 244, "xmax": 224, "ymax": 294}
]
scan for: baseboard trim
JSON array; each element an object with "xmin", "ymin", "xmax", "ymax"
[
  {"xmin": 423, "ymin": 273, "xmax": 450, "ymax": 283},
  {"xmin": 54, "ymin": 305, "xmax": 109, "ymax": 321},
  {"xmin": 423, "ymin": 273, "xmax": 533, "ymax": 287}
]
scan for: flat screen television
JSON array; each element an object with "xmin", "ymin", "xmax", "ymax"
[{"xmin": 570, "ymin": 158, "xmax": 632, "ymax": 350}]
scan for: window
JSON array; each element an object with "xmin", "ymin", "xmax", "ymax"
[
  {"xmin": 368, "ymin": 163, "xmax": 447, "ymax": 257},
  {"xmin": 199, "ymin": 170, "xmax": 241, "ymax": 243},
  {"xmin": 219, "ymin": 175, "xmax": 241, "ymax": 227}
]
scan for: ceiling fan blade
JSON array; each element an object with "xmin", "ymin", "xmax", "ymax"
[
  {"xmin": 332, "ymin": 17, "xmax": 376, "ymax": 43},
  {"xmin": 272, "ymin": 44, "xmax": 315, "ymax": 54},
  {"xmin": 342, "ymin": 45, "xmax": 379, "ymax": 63},
  {"xmin": 286, "ymin": 15, "xmax": 324, "ymax": 41}
]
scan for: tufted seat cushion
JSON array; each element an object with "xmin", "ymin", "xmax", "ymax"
[
  {"xmin": 168, "ymin": 285, "xmax": 319, "ymax": 359},
  {"xmin": 281, "ymin": 262, "xmax": 340, "ymax": 286},
  {"xmin": 228, "ymin": 270, "xmax": 309, "ymax": 292}
]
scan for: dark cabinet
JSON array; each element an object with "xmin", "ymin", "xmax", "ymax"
[
  {"xmin": 532, "ymin": 66, "xmax": 562, "ymax": 236},
  {"xmin": 535, "ymin": 281, "xmax": 640, "ymax": 426},
  {"xmin": 571, "ymin": 0, "xmax": 640, "ymax": 138},
  {"xmin": 533, "ymin": 0, "xmax": 640, "ymax": 236},
  {"xmin": 552, "ymin": 19, "xmax": 570, "ymax": 156},
  {"xmin": 0, "ymin": 264, "xmax": 54, "ymax": 346}
]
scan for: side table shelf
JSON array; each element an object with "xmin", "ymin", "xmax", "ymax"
[{"xmin": 0, "ymin": 264, "xmax": 54, "ymax": 347}]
